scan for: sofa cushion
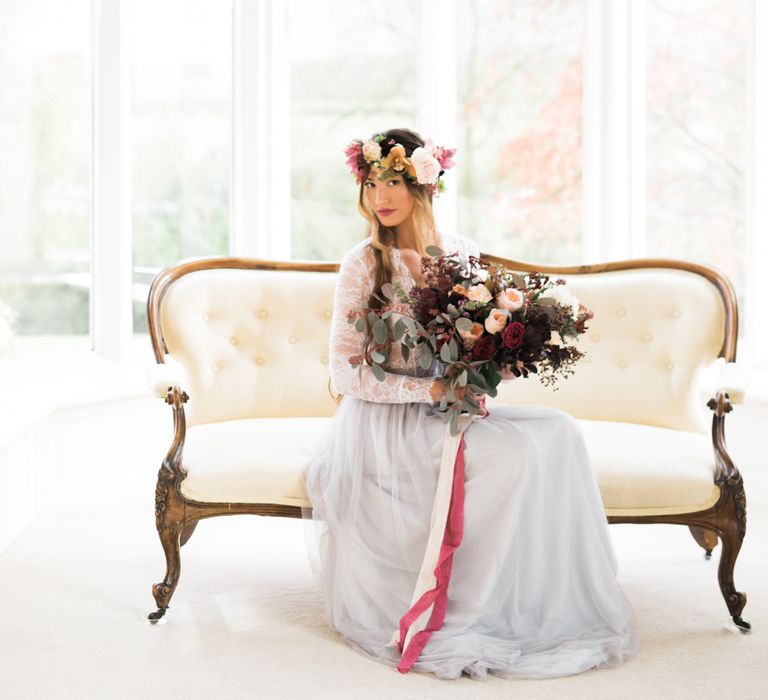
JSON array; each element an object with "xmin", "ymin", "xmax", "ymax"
[{"xmin": 179, "ymin": 416, "xmax": 721, "ymax": 517}]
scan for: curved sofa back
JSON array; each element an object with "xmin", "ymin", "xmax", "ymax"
[{"xmin": 148, "ymin": 256, "xmax": 736, "ymax": 432}]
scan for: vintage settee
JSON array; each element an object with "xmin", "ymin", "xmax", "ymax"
[{"xmin": 145, "ymin": 252, "xmax": 750, "ymax": 632}]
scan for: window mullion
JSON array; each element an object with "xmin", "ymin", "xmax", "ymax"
[
  {"xmin": 746, "ymin": 0, "xmax": 768, "ymax": 367},
  {"xmin": 233, "ymin": 0, "xmax": 290, "ymax": 260},
  {"xmin": 418, "ymin": 0, "xmax": 459, "ymax": 238},
  {"xmin": 92, "ymin": 0, "xmax": 132, "ymax": 363}
]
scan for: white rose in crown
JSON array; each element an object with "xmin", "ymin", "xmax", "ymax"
[
  {"xmin": 466, "ymin": 283, "xmax": 492, "ymax": 303},
  {"xmin": 362, "ymin": 140, "xmax": 382, "ymax": 162},
  {"xmin": 411, "ymin": 146, "xmax": 442, "ymax": 184},
  {"xmin": 541, "ymin": 282, "xmax": 580, "ymax": 319}
]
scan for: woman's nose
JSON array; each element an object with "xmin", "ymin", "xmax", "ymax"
[{"xmin": 374, "ymin": 186, "xmax": 389, "ymax": 204}]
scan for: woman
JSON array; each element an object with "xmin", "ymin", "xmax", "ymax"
[{"xmin": 303, "ymin": 128, "xmax": 638, "ymax": 680}]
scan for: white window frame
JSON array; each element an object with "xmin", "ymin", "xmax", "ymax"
[{"xmin": 3, "ymin": 0, "xmax": 767, "ymax": 404}]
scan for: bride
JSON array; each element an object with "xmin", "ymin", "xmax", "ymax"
[{"xmin": 303, "ymin": 127, "xmax": 638, "ymax": 680}]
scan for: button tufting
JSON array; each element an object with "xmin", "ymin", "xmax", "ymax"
[
  {"xmin": 211, "ymin": 364, "xmax": 219, "ymax": 372},
  {"xmin": 618, "ymin": 360, "xmax": 628, "ymax": 369},
  {"xmin": 616, "ymin": 308, "xmax": 626, "ymax": 316},
  {"xmin": 289, "ymin": 336, "xmax": 297, "ymax": 344},
  {"xmin": 255, "ymin": 356, "xmax": 265, "ymax": 365},
  {"xmin": 203, "ymin": 313, "xmax": 209, "ymax": 321},
  {"xmin": 324, "ymin": 309, "xmax": 332, "ymax": 318},
  {"xmin": 643, "ymin": 333, "xmax": 652, "ymax": 342},
  {"xmin": 672, "ymin": 309, "xmax": 681, "ymax": 318},
  {"xmin": 321, "ymin": 356, "xmax": 329, "ymax": 365},
  {"xmin": 590, "ymin": 333, "xmax": 600, "ymax": 342},
  {"xmin": 666, "ymin": 362, "xmax": 674, "ymax": 371},
  {"xmin": 230, "ymin": 337, "xmax": 238, "ymax": 346},
  {"xmin": 258, "ymin": 309, "xmax": 268, "ymax": 318}
]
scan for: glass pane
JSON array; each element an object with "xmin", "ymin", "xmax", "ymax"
[
  {"xmin": 289, "ymin": 0, "xmax": 420, "ymax": 261},
  {"xmin": 457, "ymin": 0, "xmax": 583, "ymax": 262},
  {"xmin": 127, "ymin": 0, "xmax": 232, "ymax": 334},
  {"xmin": 646, "ymin": 0, "xmax": 747, "ymax": 315},
  {"xmin": 0, "ymin": 0, "xmax": 92, "ymax": 359}
]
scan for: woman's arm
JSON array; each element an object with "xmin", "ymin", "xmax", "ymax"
[{"xmin": 329, "ymin": 248, "xmax": 436, "ymax": 404}]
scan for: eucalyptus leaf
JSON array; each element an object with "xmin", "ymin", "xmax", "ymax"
[
  {"xmin": 401, "ymin": 343, "xmax": 410, "ymax": 362},
  {"xmin": 458, "ymin": 369, "xmax": 468, "ymax": 387},
  {"xmin": 440, "ymin": 342, "xmax": 452, "ymax": 362},
  {"xmin": 511, "ymin": 272, "xmax": 527, "ymax": 289},
  {"xmin": 381, "ymin": 310, "xmax": 392, "ymax": 319},
  {"xmin": 448, "ymin": 337, "xmax": 458, "ymax": 361},
  {"xmin": 371, "ymin": 351, "xmax": 386, "ymax": 363},
  {"xmin": 446, "ymin": 304, "xmax": 459, "ymax": 317},
  {"xmin": 426, "ymin": 245, "xmax": 444, "ymax": 257},
  {"xmin": 393, "ymin": 318, "xmax": 406, "ymax": 340},
  {"xmin": 354, "ymin": 318, "xmax": 366, "ymax": 333},
  {"xmin": 367, "ymin": 311, "xmax": 379, "ymax": 327},
  {"xmin": 381, "ymin": 282, "xmax": 395, "ymax": 300},
  {"xmin": 449, "ymin": 411, "xmax": 459, "ymax": 437},
  {"xmin": 419, "ymin": 344, "xmax": 434, "ymax": 370},
  {"xmin": 371, "ymin": 362, "xmax": 386, "ymax": 381},
  {"xmin": 536, "ymin": 296, "xmax": 558, "ymax": 306},
  {"xmin": 455, "ymin": 317, "xmax": 474, "ymax": 332},
  {"xmin": 373, "ymin": 319, "xmax": 388, "ymax": 344}
]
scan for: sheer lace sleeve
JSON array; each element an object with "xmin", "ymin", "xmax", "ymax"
[{"xmin": 329, "ymin": 243, "xmax": 435, "ymax": 404}]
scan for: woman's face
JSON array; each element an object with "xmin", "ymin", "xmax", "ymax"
[{"xmin": 364, "ymin": 168, "xmax": 415, "ymax": 229}]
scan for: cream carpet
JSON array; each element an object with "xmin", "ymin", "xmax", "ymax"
[{"xmin": 0, "ymin": 404, "xmax": 766, "ymax": 698}]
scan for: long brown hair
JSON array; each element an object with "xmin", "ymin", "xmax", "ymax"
[
  {"xmin": 357, "ymin": 128, "xmax": 440, "ymax": 311},
  {"xmin": 357, "ymin": 129, "xmax": 438, "ymax": 364}
]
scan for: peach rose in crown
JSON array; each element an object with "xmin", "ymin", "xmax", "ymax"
[
  {"xmin": 484, "ymin": 308, "xmax": 509, "ymax": 334},
  {"xmin": 496, "ymin": 288, "xmax": 526, "ymax": 312},
  {"xmin": 467, "ymin": 284, "xmax": 492, "ymax": 303},
  {"xmin": 457, "ymin": 321, "xmax": 484, "ymax": 347}
]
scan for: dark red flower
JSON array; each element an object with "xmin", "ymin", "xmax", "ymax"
[
  {"xmin": 501, "ymin": 321, "xmax": 526, "ymax": 349},
  {"xmin": 472, "ymin": 334, "xmax": 496, "ymax": 361}
]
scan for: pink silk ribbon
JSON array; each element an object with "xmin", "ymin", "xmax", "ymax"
[{"xmin": 395, "ymin": 398, "xmax": 489, "ymax": 674}]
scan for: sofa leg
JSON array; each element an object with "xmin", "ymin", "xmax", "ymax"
[
  {"xmin": 180, "ymin": 520, "xmax": 198, "ymax": 547},
  {"xmin": 717, "ymin": 484, "xmax": 750, "ymax": 632},
  {"xmin": 689, "ymin": 525, "xmax": 718, "ymax": 559},
  {"xmin": 149, "ymin": 466, "xmax": 184, "ymax": 623},
  {"xmin": 148, "ymin": 522, "xmax": 182, "ymax": 622}
]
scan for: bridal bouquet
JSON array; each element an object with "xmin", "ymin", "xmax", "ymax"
[{"xmin": 347, "ymin": 246, "xmax": 593, "ymax": 434}]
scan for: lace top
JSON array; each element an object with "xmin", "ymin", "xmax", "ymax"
[{"xmin": 329, "ymin": 232, "xmax": 481, "ymax": 403}]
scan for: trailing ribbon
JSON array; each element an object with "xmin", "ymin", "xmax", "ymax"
[{"xmin": 393, "ymin": 398, "xmax": 488, "ymax": 674}]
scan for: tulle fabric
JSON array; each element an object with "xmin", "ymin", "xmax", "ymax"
[{"xmin": 302, "ymin": 396, "xmax": 638, "ymax": 680}]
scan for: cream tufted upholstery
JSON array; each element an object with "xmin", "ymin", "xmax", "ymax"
[
  {"xmin": 160, "ymin": 269, "xmax": 339, "ymax": 426},
  {"xmin": 159, "ymin": 266, "xmax": 725, "ymax": 433},
  {"xmin": 494, "ymin": 269, "xmax": 725, "ymax": 434},
  {"xmin": 177, "ymin": 416, "xmax": 720, "ymax": 517}
]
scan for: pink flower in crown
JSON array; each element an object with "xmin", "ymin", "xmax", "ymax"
[
  {"xmin": 434, "ymin": 145, "xmax": 456, "ymax": 170},
  {"xmin": 344, "ymin": 140, "xmax": 366, "ymax": 183}
]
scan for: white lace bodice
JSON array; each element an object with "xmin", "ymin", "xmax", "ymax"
[{"xmin": 329, "ymin": 232, "xmax": 481, "ymax": 403}]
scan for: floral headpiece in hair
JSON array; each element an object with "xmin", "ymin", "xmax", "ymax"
[{"xmin": 344, "ymin": 133, "xmax": 457, "ymax": 196}]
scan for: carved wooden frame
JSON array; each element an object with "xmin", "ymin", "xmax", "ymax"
[{"xmin": 146, "ymin": 254, "xmax": 748, "ymax": 631}]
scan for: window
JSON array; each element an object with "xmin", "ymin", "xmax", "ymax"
[
  {"xmin": 0, "ymin": 0, "xmax": 92, "ymax": 359},
  {"xmin": 645, "ymin": 0, "xmax": 748, "ymax": 313},
  {"xmin": 457, "ymin": 0, "xmax": 584, "ymax": 263},
  {"xmin": 126, "ymin": 0, "xmax": 233, "ymax": 334},
  {"xmin": 289, "ymin": 0, "xmax": 421, "ymax": 261},
  {"xmin": 1, "ymin": 0, "xmax": 764, "ymax": 372}
]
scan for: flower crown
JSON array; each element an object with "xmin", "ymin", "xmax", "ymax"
[{"xmin": 344, "ymin": 133, "xmax": 457, "ymax": 196}]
